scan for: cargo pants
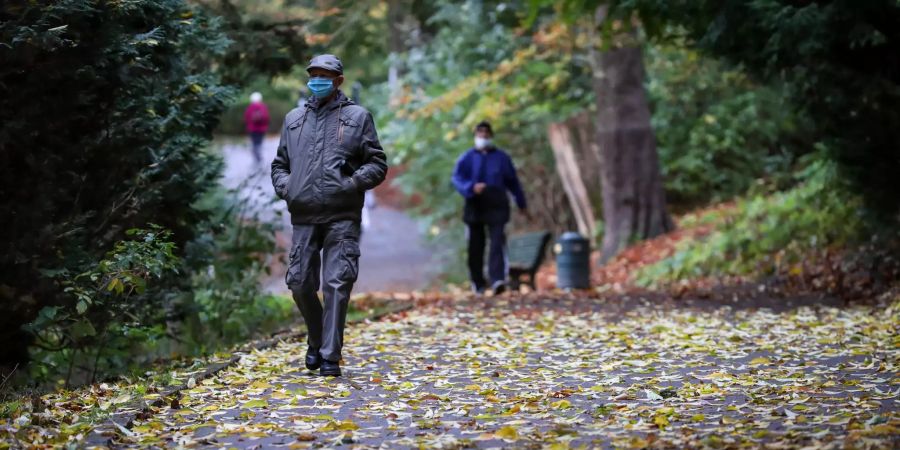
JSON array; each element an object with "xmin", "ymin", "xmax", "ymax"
[{"xmin": 286, "ymin": 220, "xmax": 361, "ymax": 362}]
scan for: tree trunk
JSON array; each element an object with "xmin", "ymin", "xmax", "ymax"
[
  {"xmin": 590, "ymin": 36, "xmax": 674, "ymax": 263},
  {"xmin": 547, "ymin": 114, "xmax": 600, "ymax": 239}
]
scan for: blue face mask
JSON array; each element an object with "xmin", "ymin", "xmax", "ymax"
[{"xmin": 307, "ymin": 77, "xmax": 334, "ymax": 98}]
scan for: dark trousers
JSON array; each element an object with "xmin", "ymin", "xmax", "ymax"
[
  {"xmin": 249, "ymin": 131, "xmax": 264, "ymax": 163},
  {"xmin": 286, "ymin": 220, "xmax": 361, "ymax": 362},
  {"xmin": 467, "ymin": 222, "xmax": 507, "ymax": 291}
]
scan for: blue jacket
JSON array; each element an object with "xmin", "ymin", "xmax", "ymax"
[{"xmin": 452, "ymin": 147, "xmax": 526, "ymax": 224}]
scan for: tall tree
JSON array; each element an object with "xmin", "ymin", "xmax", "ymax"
[
  {"xmin": 591, "ymin": 24, "xmax": 673, "ymax": 260},
  {"xmin": 191, "ymin": 0, "xmax": 313, "ymax": 84},
  {"xmin": 0, "ymin": 0, "xmax": 231, "ymax": 367},
  {"xmin": 623, "ymin": 0, "xmax": 900, "ymax": 220},
  {"xmin": 531, "ymin": 3, "xmax": 674, "ymax": 260}
]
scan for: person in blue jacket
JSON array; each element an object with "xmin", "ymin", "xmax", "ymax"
[{"xmin": 452, "ymin": 121, "xmax": 529, "ymax": 295}]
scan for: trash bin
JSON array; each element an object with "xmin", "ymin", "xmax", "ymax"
[{"xmin": 554, "ymin": 232, "xmax": 590, "ymax": 289}]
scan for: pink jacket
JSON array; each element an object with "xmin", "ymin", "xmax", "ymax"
[{"xmin": 243, "ymin": 102, "xmax": 270, "ymax": 133}]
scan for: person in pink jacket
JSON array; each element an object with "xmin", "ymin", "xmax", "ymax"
[{"xmin": 243, "ymin": 92, "xmax": 270, "ymax": 164}]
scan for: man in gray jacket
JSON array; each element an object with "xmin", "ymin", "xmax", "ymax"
[{"xmin": 271, "ymin": 54, "xmax": 388, "ymax": 376}]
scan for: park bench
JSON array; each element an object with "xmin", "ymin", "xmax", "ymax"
[{"xmin": 507, "ymin": 231, "xmax": 552, "ymax": 291}]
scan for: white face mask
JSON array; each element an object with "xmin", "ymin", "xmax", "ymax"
[{"xmin": 474, "ymin": 137, "xmax": 492, "ymax": 149}]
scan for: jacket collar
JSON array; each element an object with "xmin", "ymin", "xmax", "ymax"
[
  {"xmin": 471, "ymin": 146, "xmax": 497, "ymax": 154},
  {"xmin": 308, "ymin": 89, "xmax": 352, "ymax": 112}
]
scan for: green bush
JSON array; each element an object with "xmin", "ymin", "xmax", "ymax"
[
  {"xmin": 636, "ymin": 158, "xmax": 863, "ymax": 285},
  {"xmin": 24, "ymin": 182, "xmax": 297, "ymax": 386},
  {"xmin": 645, "ymin": 45, "xmax": 810, "ymax": 207},
  {"xmin": 0, "ymin": 0, "xmax": 233, "ymax": 369},
  {"xmin": 626, "ymin": 0, "xmax": 900, "ymax": 219},
  {"xmin": 181, "ymin": 184, "xmax": 295, "ymax": 351},
  {"xmin": 25, "ymin": 227, "xmax": 180, "ymax": 386},
  {"xmin": 0, "ymin": 1, "xmax": 301, "ymax": 387}
]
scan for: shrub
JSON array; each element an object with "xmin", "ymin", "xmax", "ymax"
[
  {"xmin": 25, "ymin": 227, "xmax": 180, "ymax": 386},
  {"xmin": 0, "ymin": 0, "xmax": 232, "ymax": 368},
  {"xmin": 180, "ymin": 184, "xmax": 295, "ymax": 351},
  {"xmin": 636, "ymin": 158, "xmax": 863, "ymax": 285},
  {"xmin": 627, "ymin": 0, "xmax": 900, "ymax": 219},
  {"xmin": 645, "ymin": 45, "xmax": 810, "ymax": 207}
]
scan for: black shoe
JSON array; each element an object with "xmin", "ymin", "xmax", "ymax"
[
  {"xmin": 320, "ymin": 359, "xmax": 341, "ymax": 377},
  {"xmin": 492, "ymin": 282, "xmax": 507, "ymax": 296},
  {"xmin": 305, "ymin": 347, "xmax": 322, "ymax": 371}
]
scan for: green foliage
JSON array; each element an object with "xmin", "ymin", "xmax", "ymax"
[
  {"xmin": 25, "ymin": 227, "xmax": 180, "ymax": 385},
  {"xmin": 631, "ymin": 0, "xmax": 899, "ymax": 218},
  {"xmin": 381, "ymin": 1, "xmax": 591, "ymax": 234},
  {"xmin": 189, "ymin": 0, "xmax": 312, "ymax": 85},
  {"xmin": 531, "ymin": 0, "xmax": 900, "ymax": 218},
  {"xmin": 0, "ymin": 0, "xmax": 232, "ymax": 370},
  {"xmin": 636, "ymin": 159, "xmax": 863, "ymax": 285},
  {"xmin": 182, "ymin": 184, "xmax": 294, "ymax": 350},
  {"xmin": 645, "ymin": 45, "xmax": 810, "ymax": 206},
  {"xmin": 24, "ymin": 184, "xmax": 297, "ymax": 385}
]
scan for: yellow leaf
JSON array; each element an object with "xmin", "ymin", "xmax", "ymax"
[
  {"xmin": 550, "ymin": 399, "xmax": 572, "ymax": 410},
  {"xmin": 495, "ymin": 425, "xmax": 519, "ymax": 440},
  {"xmin": 503, "ymin": 404, "xmax": 521, "ymax": 415},
  {"xmin": 865, "ymin": 424, "xmax": 899, "ymax": 435},
  {"xmin": 320, "ymin": 420, "xmax": 360, "ymax": 431},
  {"xmin": 243, "ymin": 399, "xmax": 268, "ymax": 409},
  {"xmin": 653, "ymin": 414, "xmax": 669, "ymax": 429},
  {"xmin": 749, "ymin": 357, "xmax": 771, "ymax": 366},
  {"xmin": 627, "ymin": 437, "xmax": 649, "ymax": 448}
]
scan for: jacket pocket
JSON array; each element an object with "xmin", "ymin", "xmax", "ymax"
[
  {"xmin": 324, "ymin": 160, "xmax": 358, "ymax": 200},
  {"xmin": 286, "ymin": 178, "xmax": 307, "ymax": 215},
  {"xmin": 338, "ymin": 240, "xmax": 361, "ymax": 282},
  {"xmin": 338, "ymin": 116, "xmax": 361, "ymax": 148}
]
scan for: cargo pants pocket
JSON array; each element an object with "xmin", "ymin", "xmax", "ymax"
[
  {"xmin": 339, "ymin": 240, "xmax": 361, "ymax": 282},
  {"xmin": 285, "ymin": 243, "xmax": 304, "ymax": 287}
]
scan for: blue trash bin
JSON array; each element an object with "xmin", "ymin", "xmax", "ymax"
[{"xmin": 555, "ymin": 232, "xmax": 591, "ymax": 289}]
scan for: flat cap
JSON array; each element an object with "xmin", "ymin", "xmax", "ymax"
[{"xmin": 306, "ymin": 54, "xmax": 343, "ymax": 75}]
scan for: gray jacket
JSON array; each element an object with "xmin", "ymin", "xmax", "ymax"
[{"xmin": 271, "ymin": 90, "xmax": 388, "ymax": 224}]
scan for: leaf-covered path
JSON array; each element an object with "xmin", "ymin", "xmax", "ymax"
[{"xmin": 115, "ymin": 294, "xmax": 898, "ymax": 449}]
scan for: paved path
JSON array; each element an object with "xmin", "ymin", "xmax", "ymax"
[
  {"xmin": 120, "ymin": 295, "xmax": 897, "ymax": 448},
  {"xmin": 218, "ymin": 136, "xmax": 442, "ymax": 294}
]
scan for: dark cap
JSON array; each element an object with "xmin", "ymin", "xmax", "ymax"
[
  {"xmin": 306, "ymin": 54, "xmax": 343, "ymax": 75},
  {"xmin": 474, "ymin": 120, "xmax": 493, "ymax": 136}
]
